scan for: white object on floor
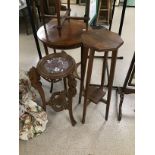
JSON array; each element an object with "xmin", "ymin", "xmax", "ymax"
[{"xmin": 19, "ymin": 70, "xmax": 48, "ymax": 141}]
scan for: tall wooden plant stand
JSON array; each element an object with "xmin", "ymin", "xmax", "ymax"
[{"xmin": 79, "ymin": 29, "xmax": 124, "ymax": 123}]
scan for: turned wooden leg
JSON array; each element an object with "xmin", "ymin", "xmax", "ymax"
[
  {"xmin": 79, "ymin": 45, "xmax": 89, "ymax": 104},
  {"xmin": 105, "ymin": 50, "xmax": 118, "ymax": 120},
  {"xmin": 67, "ymin": 74, "xmax": 77, "ymax": 126},
  {"xmin": 28, "ymin": 67, "xmax": 46, "ymax": 111},
  {"xmin": 82, "ymin": 49, "xmax": 95, "ymax": 124}
]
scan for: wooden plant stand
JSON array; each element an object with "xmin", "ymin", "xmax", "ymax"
[
  {"xmin": 28, "ymin": 52, "xmax": 77, "ymax": 126},
  {"xmin": 80, "ymin": 29, "xmax": 124, "ymax": 123},
  {"xmin": 117, "ymin": 53, "xmax": 135, "ymax": 121}
]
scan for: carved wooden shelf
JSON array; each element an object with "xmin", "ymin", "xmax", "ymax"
[{"xmin": 48, "ymin": 91, "xmax": 68, "ymax": 112}]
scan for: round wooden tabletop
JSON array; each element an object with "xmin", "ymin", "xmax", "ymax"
[
  {"xmin": 37, "ymin": 52, "xmax": 76, "ymax": 80},
  {"xmin": 37, "ymin": 19, "xmax": 91, "ymax": 49},
  {"xmin": 81, "ymin": 29, "xmax": 124, "ymax": 51}
]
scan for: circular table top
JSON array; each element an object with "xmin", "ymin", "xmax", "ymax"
[
  {"xmin": 37, "ymin": 52, "xmax": 76, "ymax": 80},
  {"xmin": 81, "ymin": 29, "xmax": 124, "ymax": 51},
  {"xmin": 37, "ymin": 19, "xmax": 91, "ymax": 49}
]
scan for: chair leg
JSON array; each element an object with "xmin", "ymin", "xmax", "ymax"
[
  {"xmin": 118, "ymin": 90, "xmax": 124, "ymax": 121},
  {"xmin": 79, "ymin": 46, "xmax": 89, "ymax": 104},
  {"xmin": 82, "ymin": 49, "xmax": 95, "ymax": 124},
  {"xmin": 105, "ymin": 50, "xmax": 118, "ymax": 120}
]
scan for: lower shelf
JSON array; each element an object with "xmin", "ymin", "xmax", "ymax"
[{"xmin": 87, "ymin": 86, "xmax": 106, "ymax": 104}]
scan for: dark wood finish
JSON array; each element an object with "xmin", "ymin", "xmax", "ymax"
[
  {"xmin": 119, "ymin": 0, "xmax": 128, "ymax": 35},
  {"xmin": 48, "ymin": 91, "xmax": 68, "ymax": 112},
  {"xmin": 128, "ymin": 66, "xmax": 135, "ymax": 87},
  {"xmin": 28, "ymin": 67, "xmax": 46, "ymax": 110},
  {"xmin": 50, "ymin": 80, "xmax": 54, "ymax": 93},
  {"xmin": 37, "ymin": 19, "xmax": 91, "ymax": 96},
  {"xmin": 78, "ymin": 46, "xmax": 89, "ymax": 104},
  {"xmin": 37, "ymin": 20, "xmax": 91, "ymax": 49},
  {"xmin": 30, "ymin": 52, "xmax": 77, "ymax": 126},
  {"xmin": 80, "ymin": 29, "xmax": 123, "ymax": 123},
  {"xmin": 37, "ymin": 52, "xmax": 76, "ymax": 80},
  {"xmin": 101, "ymin": 51, "xmax": 108, "ymax": 87},
  {"xmin": 117, "ymin": 53, "xmax": 135, "ymax": 121},
  {"xmin": 105, "ymin": 49, "xmax": 118, "ymax": 120},
  {"xmin": 37, "ymin": 0, "xmax": 91, "ymax": 96},
  {"xmin": 67, "ymin": 74, "xmax": 77, "ymax": 126},
  {"xmin": 39, "ymin": 0, "xmax": 89, "ymax": 36},
  {"xmin": 109, "ymin": 0, "xmax": 116, "ymax": 31},
  {"xmin": 63, "ymin": 77, "xmax": 67, "ymax": 91},
  {"xmin": 87, "ymin": 86, "xmax": 106, "ymax": 104},
  {"xmin": 82, "ymin": 49, "xmax": 95, "ymax": 123},
  {"xmin": 43, "ymin": 42, "xmax": 49, "ymax": 55},
  {"xmin": 37, "ymin": 0, "xmax": 91, "ymax": 56},
  {"xmin": 81, "ymin": 29, "xmax": 123, "ymax": 51}
]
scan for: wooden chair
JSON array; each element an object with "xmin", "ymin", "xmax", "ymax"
[{"xmin": 117, "ymin": 53, "xmax": 135, "ymax": 121}]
